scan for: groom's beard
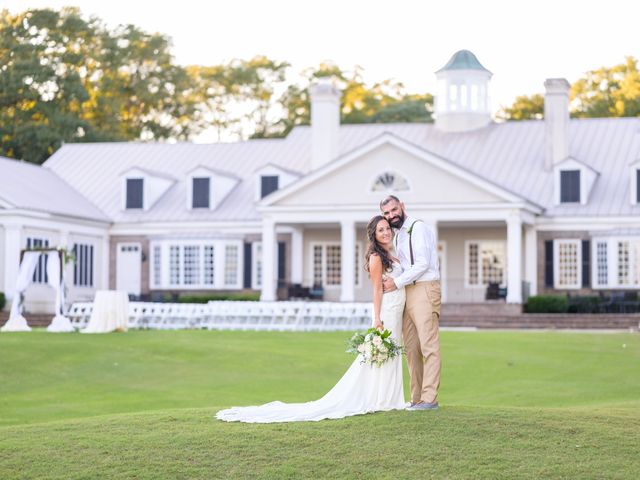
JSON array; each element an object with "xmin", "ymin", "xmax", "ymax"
[{"xmin": 388, "ymin": 212, "xmax": 405, "ymax": 229}]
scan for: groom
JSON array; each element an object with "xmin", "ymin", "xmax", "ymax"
[{"xmin": 380, "ymin": 195, "xmax": 441, "ymax": 410}]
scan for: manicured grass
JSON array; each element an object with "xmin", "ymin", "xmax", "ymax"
[{"xmin": 1, "ymin": 330, "xmax": 639, "ymax": 479}]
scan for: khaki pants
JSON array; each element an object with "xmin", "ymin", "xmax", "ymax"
[{"xmin": 402, "ymin": 280, "xmax": 441, "ymax": 404}]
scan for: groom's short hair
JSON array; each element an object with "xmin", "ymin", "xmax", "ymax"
[{"xmin": 380, "ymin": 195, "xmax": 401, "ymax": 209}]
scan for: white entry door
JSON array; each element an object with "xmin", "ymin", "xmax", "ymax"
[{"xmin": 116, "ymin": 242, "xmax": 141, "ymax": 296}]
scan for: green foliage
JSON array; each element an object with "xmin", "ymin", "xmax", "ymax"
[
  {"xmin": 524, "ymin": 295, "xmax": 569, "ymax": 313},
  {"xmin": 497, "ymin": 93, "xmax": 544, "ymax": 120},
  {"xmin": 501, "ymin": 56, "xmax": 640, "ymax": 121},
  {"xmin": 177, "ymin": 292, "xmax": 260, "ymax": 303},
  {"xmin": 0, "ymin": 291, "xmax": 5, "ymax": 310},
  {"xmin": 572, "ymin": 56, "xmax": 640, "ymax": 118},
  {"xmin": 0, "ymin": 7, "xmax": 204, "ymax": 163}
]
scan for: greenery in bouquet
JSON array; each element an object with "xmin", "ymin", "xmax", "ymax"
[{"xmin": 346, "ymin": 328, "xmax": 403, "ymax": 367}]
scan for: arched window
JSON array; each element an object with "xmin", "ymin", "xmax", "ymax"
[{"xmin": 372, "ymin": 172, "xmax": 409, "ymax": 192}]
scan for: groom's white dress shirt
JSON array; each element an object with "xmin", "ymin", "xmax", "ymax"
[{"xmin": 392, "ymin": 216, "xmax": 440, "ymax": 289}]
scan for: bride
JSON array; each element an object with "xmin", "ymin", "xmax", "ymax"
[{"xmin": 216, "ymin": 215, "xmax": 406, "ymax": 422}]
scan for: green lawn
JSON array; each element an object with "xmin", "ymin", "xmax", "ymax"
[{"xmin": 1, "ymin": 330, "xmax": 639, "ymax": 479}]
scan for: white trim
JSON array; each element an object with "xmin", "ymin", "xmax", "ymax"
[
  {"xmin": 553, "ymin": 239, "xmax": 582, "ymax": 290},
  {"xmin": 589, "ymin": 236, "xmax": 640, "ymax": 289}
]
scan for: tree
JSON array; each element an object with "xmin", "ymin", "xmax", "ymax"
[
  {"xmin": 499, "ymin": 57, "xmax": 640, "ymax": 121},
  {"xmin": 270, "ymin": 63, "xmax": 434, "ymax": 138},
  {"xmin": 0, "ymin": 8, "xmax": 204, "ymax": 164},
  {"xmin": 572, "ymin": 56, "xmax": 640, "ymax": 118},
  {"xmin": 496, "ymin": 94, "xmax": 544, "ymax": 121}
]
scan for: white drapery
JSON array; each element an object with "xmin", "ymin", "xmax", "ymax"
[
  {"xmin": 1, "ymin": 252, "xmax": 41, "ymax": 332},
  {"xmin": 45, "ymin": 252, "xmax": 74, "ymax": 333},
  {"xmin": 81, "ymin": 290, "xmax": 129, "ymax": 334}
]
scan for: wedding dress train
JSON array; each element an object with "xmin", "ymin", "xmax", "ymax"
[{"xmin": 216, "ymin": 263, "xmax": 406, "ymax": 423}]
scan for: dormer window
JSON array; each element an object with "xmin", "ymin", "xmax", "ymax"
[
  {"xmin": 261, "ymin": 175, "xmax": 279, "ymax": 198},
  {"xmin": 372, "ymin": 171, "xmax": 409, "ymax": 192},
  {"xmin": 126, "ymin": 178, "xmax": 144, "ymax": 209},
  {"xmin": 192, "ymin": 177, "xmax": 210, "ymax": 209},
  {"xmin": 560, "ymin": 170, "xmax": 580, "ymax": 203}
]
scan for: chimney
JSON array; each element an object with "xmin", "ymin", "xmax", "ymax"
[
  {"xmin": 544, "ymin": 78, "xmax": 570, "ymax": 170},
  {"xmin": 310, "ymin": 79, "xmax": 340, "ymax": 171}
]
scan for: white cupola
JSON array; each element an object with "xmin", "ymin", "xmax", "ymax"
[{"xmin": 435, "ymin": 50, "xmax": 492, "ymax": 132}]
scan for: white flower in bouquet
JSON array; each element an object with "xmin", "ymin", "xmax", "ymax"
[{"xmin": 345, "ymin": 327, "xmax": 403, "ymax": 367}]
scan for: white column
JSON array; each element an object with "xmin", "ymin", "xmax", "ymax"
[
  {"xmin": 260, "ymin": 218, "xmax": 277, "ymax": 301},
  {"xmin": 340, "ymin": 219, "xmax": 356, "ymax": 302},
  {"xmin": 3, "ymin": 225, "xmax": 22, "ymax": 305},
  {"xmin": 290, "ymin": 226, "xmax": 303, "ymax": 285},
  {"xmin": 524, "ymin": 225, "xmax": 537, "ymax": 297},
  {"xmin": 506, "ymin": 214, "xmax": 523, "ymax": 303},
  {"xmin": 101, "ymin": 235, "xmax": 110, "ymax": 290}
]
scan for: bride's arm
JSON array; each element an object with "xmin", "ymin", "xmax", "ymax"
[{"xmin": 369, "ymin": 254, "xmax": 384, "ymax": 331}]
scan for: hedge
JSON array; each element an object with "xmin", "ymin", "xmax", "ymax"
[
  {"xmin": 177, "ymin": 292, "xmax": 260, "ymax": 303},
  {"xmin": 524, "ymin": 295, "xmax": 569, "ymax": 313}
]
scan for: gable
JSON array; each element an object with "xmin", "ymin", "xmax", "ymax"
[{"xmin": 273, "ymin": 142, "xmax": 507, "ymax": 207}]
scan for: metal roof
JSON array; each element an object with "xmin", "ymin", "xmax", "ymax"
[
  {"xmin": 0, "ymin": 156, "xmax": 109, "ymax": 221},
  {"xmin": 436, "ymin": 49, "xmax": 491, "ymax": 73},
  {"xmin": 41, "ymin": 117, "xmax": 640, "ymax": 222}
]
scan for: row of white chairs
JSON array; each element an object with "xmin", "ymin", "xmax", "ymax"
[{"xmin": 66, "ymin": 301, "xmax": 374, "ymax": 332}]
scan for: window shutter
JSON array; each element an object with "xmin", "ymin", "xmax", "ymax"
[
  {"xmin": 581, "ymin": 240, "xmax": 590, "ymax": 287},
  {"xmin": 277, "ymin": 241, "xmax": 286, "ymax": 287},
  {"xmin": 243, "ymin": 243, "xmax": 252, "ymax": 289},
  {"xmin": 636, "ymin": 170, "xmax": 640, "ymax": 203},
  {"xmin": 544, "ymin": 240, "xmax": 554, "ymax": 287}
]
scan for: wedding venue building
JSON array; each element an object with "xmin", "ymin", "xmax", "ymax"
[{"xmin": 2, "ymin": 50, "xmax": 640, "ymax": 314}]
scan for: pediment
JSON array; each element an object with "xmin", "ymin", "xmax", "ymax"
[{"xmin": 261, "ymin": 133, "xmax": 531, "ymax": 209}]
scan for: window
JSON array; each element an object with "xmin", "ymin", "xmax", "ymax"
[
  {"xmin": 203, "ymin": 246, "xmax": 215, "ymax": 285},
  {"xmin": 152, "ymin": 245, "xmax": 162, "ymax": 287},
  {"xmin": 224, "ymin": 245, "xmax": 239, "ymax": 286},
  {"xmin": 372, "ymin": 172, "xmax": 409, "ymax": 192},
  {"xmin": 560, "ymin": 170, "xmax": 580, "ymax": 203},
  {"xmin": 26, "ymin": 237, "xmax": 49, "ymax": 284},
  {"xmin": 311, "ymin": 243, "xmax": 361, "ymax": 287},
  {"xmin": 466, "ymin": 241, "xmax": 506, "ymax": 287},
  {"xmin": 554, "ymin": 239, "xmax": 581, "ymax": 289},
  {"xmin": 637, "ymin": 170, "xmax": 640, "ymax": 203},
  {"xmin": 72, "ymin": 243, "xmax": 94, "ymax": 287},
  {"xmin": 252, "ymin": 243, "xmax": 263, "ymax": 289},
  {"xmin": 152, "ymin": 241, "xmax": 241, "ymax": 289},
  {"xmin": 595, "ymin": 241, "xmax": 608, "ymax": 287},
  {"xmin": 261, "ymin": 175, "xmax": 279, "ymax": 198},
  {"xmin": 192, "ymin": 177, "xmax": 210, "ymax": 209},
  {"xmin": 126, "ymin": 178, "xmax": 144, "ymax": 209},
  {"xmin": 183, "ymin": 246, "xmax": 200, "ymax": 285}
]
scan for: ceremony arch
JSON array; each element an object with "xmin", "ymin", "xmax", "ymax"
[{"xmin": 1, "ymin": 248, "xmax": 74, "ymax": 332}]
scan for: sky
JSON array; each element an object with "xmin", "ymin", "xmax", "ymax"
[{"xmin": 4, "ymin": 0, "xmax": 640, "ymax": 129}]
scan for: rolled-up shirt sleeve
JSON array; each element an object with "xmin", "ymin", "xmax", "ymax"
[{"xmin": 393, "ymin": 222, "xmax": 434, "ymax": 289}]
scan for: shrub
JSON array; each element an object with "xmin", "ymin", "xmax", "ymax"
[
  {"xmin": 0, "ymin": 291, "xmax": 5, "ymax": 310},
  {"xmin": 525, "ymin": 295, "xmax": 569, "ymax": 313},
  {"xmin": 178, "ymin": 292, "xmax": 260, "ymax": 303}
]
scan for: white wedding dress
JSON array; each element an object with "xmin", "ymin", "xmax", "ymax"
[{"xmin": 216, "ymin": 263, "xmax": 406, "ymax": 423}]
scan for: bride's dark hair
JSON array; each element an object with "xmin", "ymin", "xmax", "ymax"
[{"xmin": 364, "ymin": 215, "xmax": 394, "ymax": 274}]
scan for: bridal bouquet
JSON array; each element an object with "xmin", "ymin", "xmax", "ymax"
[{"xmin": 346, "ymin": 328, "xmax": 403, "ymax": 367}]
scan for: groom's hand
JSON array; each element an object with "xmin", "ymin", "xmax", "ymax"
[{"xmin": 382, "ymin": 277, "xmax": 397, "ymax": 293}]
